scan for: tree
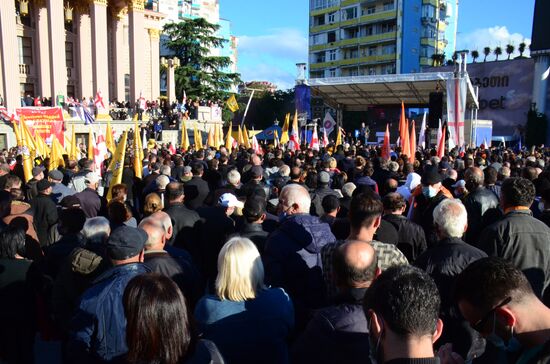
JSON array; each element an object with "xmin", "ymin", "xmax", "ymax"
[
  {"xmin": 471, "ymin": 50, "xmax": 479, "ymax": 63},
  {"xmin": 505, "ymin": 44, "xmax": 515, "ymax": 60},
  {"xmin": 483, "ymin": 47, "xmax": 491, "ymax": 62},
  {"xmin": 494, "ymin": 46, "xmax": 503, "ymax": 61},
  {"xmin": 517, "ymin": 42, "xmax": 527, "ymax": 58},
  {"xmin": 431, "ymin": 53, "xmax": 438, "ymax": 67},
  {"xmin": 162, "ymin": 18, "xmax": 241, "ymax": 102}
]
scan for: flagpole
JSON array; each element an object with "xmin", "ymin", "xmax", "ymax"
[{"xmin": 240, "ymin": 88, "xmax": 258, "ymax": 127}]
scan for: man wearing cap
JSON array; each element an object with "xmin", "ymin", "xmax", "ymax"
[
  {"xmin": 74, "ymin": 172, "xmax": 107, "ymax": 218},
  {"xmin": 31, "ymin": 179, "xmax": 58, "ymax": 246},
  {"xmin": 49, "ymin": 169, "xmax": 76, "ymax": 205},
  {"xmin": 25, "ymin": 166, "xmax": 44, "ymax": 201},
  {"xmin": 310, "ymin": 171, "xmax": 340, "ymax": 217},
  {"xmin": 69, "ymin": 158, "xmax": 94, "ymax": 193},
  {"xmin": 238, "ymin": 197, "xmax": 269, "ymax": 254},
  {"xmin": 68, "ymin": 226, "xmax": 150, "ymax": 362},
  {"xmin": 238, "ymin": 165, "xmax": 267, "ymax": 200},
  {"xmin": 410, "ymin": 165, "xmax": 453, "ymax": 248}
]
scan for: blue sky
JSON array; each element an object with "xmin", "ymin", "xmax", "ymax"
[{"xmin": 221, "ymin": 0, "xmax": 535, "ymax": 90}]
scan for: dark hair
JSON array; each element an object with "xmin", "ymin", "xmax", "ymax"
[
  {"xmin": 522, "ymin": 166, "xmax": 538, "ymax": 182},
  {"xmin": 382, "ymin": 192, "xmax": 406, "ymax": 211},
  {"xmin": 108, "ymin": 201, "xmax": 131, "ymax": 225},
  {"xmin": 0, "ymin": 190, "xmax": 12, "ymax": 220},
  {"xmin": 59, "ymin": 208, "xmax": 87, "ymax": 234},
  {"xmin": 80, "ymin": 158, "xmax": 94, "ymax": 170},
  {"xmin": 333, "ymin": 241, "xmax": 378, "ymax": 287},
  {"xmin": 290, "ymin": 167, "xmax": 302, "ymax": 180},
  {"xmin": 166, "ymin": 182, "xmax": 184, "ymax": 201},
  {"xmin": 454, "ymin": 257, "xmax": 534, "ymax": 313},
  {"xmin": 0, "ymin": 226, "xmax": 26, "ymax": 258},
  {"xmin": 364, "ymin": 265, "xmax": 440, "ymax": 337},
  {"xmin": 111, "ymin": 184, "xmax": 128, "ymax": 201},
  {"xmin": 5, "ymin": 175, "xmax": 21, "ymax": 190},
  {"xmin": 501, "ymin": 177, "xmax": 535, "ymax": 207},
  {"xmin": 349, "ymin": 192, "xmax": 383, "ymax": 229},
  {"xmin": 191, "ymin": 162, "xmax": 204, "ymax": 175},
  {"xmin": 484, "ymin": 166, "xmax": 498, "ymax": 185},
  {"xmin": 322, "ymin": 194, "xmax": 340, "ymax": 214},
  {"xmin": 332, "ymin": 173, "xmax": 346, "ymax": 190},
  {"xmin": 124, "ymin": 273, "xmax": 193, "ymax": 364},
  {"xmin": 9, "ymin": 188, "xmax": 25, "ymax": 201}
]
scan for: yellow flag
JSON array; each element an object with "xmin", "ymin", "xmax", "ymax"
[
  {"xmin": 35, "ymin": 134, "xmax": 49, "ymax": 158},
  {"xmin": 107, "ymin": 130, "xmax": 128, "ymax": 201},
  {"xmin": 105, "ymin": 120, "xmax": 115, "ymax": 153},
  {"xmin": 13, "ymin": 121, "xmax": 22, "ymax": 146},
  {"xmin": 69, "ymin": 125, "xmax": 78, "ymax": 161},
  {"xmin": 207, "ymin": 125, "xmax": 215, "ymax": 147},
  {"xmin": 214, "ymin": 124, "xmax": 220, "ymax": 148},
  {"xmin": 194, "ymin": 126, "xmax": 203, "ymax": 149},
  {"xmin": 18, "ymin": 117, "xmax": 33, "ymax": 182},
  {"xmin": 237, "ymin": 125, "xmax": 244, "ymax": 146},
  {"xmin": 50, "ymin": 135, "xmax": 65, "ymax": 170},
  {"xmin": 280, "ymin": 113, "xmax": 290, "ymax": 144},
  {"xmin": 335, "ymin": 126, "xmax": 342, "ymax": 147},
  {"xmin": 134, "ymin": 120, "xmax": 142, "ymax": 179},
  {"xmin": 243, "ymin": 125, "xmax": 251, "ymax": 149},
  {"xmin": 218, "ymin": 124, "xmax": 224, "ymax": 147},
  {"xmin": 21, "ymin": 119, "xmax": 36, "ymax": 152},
  {"xmin": 226, "ymin": 94, "xmax": 239, "ymax": 112},
  {"xmin": 88, "ymin": 127, "xmax": 95, "ymax": 161},
  {"xmin": 181, "ymin": 120, "xmax": 189, "ymax": 151},
  {"xmin": 225, "ymin": 125, "xmax": 233, "ymax": 150}
]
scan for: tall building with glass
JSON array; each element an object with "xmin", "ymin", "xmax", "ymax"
[{"xmin": 308, "ymin": 0, "xmax": 457, "ymax": 79}]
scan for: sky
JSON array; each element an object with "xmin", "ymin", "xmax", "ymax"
[{"xmin": 220, "ymin": 0, "xmax": 535, "ymax": 90}]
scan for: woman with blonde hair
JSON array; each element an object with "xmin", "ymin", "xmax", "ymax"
[
  {"xmin": 143, "ymin": 192, "xmax": 163, "ymax": 217},
  {"xmin": 194, "ymin": 237, "xmax": 294, "ymax": 364}
]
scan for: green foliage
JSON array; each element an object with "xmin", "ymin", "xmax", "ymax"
[
  {"xmin": 162, "ymin": 18, "xmax": 242, "ymax": 102},
  {"xmin": 471, "ymin": 50, "xmax": 479, "ymax": 63}
]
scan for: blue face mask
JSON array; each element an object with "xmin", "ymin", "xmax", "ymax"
[
  {"xmin": 486, "ymin": 313, "xmax": 521, "ymax": 353},
  {"xmin": 422, "ymin": 186, "xmax": 438, "ymax": 199}
]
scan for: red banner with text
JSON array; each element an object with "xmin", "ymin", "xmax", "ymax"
[{"xmin": 16, "ymin": 107, "xmax": 65, "ymax": 146}]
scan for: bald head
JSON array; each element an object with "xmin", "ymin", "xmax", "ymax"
[
  {"xmin": 333, "ymin": 240, "xmax": 378, "ymax": 289},
  {"xmin": 279, "ymin": 184, "xmax": 311, "ymax": 214},
  {"xmin": 138, "ymin": 217, "xmax": 165, "ymax": 250},
  {"xmin": 464, "ymin": 167, "xmax": 484, "ymax": 188},
  {"xmin": 150, "ymin": 211, "xmax": 173, "ymax": 240}
]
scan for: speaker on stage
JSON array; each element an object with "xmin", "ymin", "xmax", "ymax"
[{"xmin": 428, "ymin": 92, "xmax": 443, "ymax": 128}]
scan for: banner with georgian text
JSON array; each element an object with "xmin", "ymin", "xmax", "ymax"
[{"xmin": 16, "ymin": 107, "xmax": 65, "ymax": 146}]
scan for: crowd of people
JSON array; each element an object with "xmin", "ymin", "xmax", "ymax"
[{"xmin": 2, "ymin": 136, "xmax": 550, "ymax": 364}]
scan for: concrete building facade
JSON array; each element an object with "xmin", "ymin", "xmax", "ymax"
[{"xmin": 308, "ymin": 0, "xmax": 456, "ymax": 79}]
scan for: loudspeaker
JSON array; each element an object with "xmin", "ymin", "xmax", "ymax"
[{"xmin": 428, "ymin": 92, "xmax": 443, "ymax": 128}]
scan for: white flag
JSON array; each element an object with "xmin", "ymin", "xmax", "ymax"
[
  {"xmin": 446, "ymin": 77, "xmax": 466, "ymax": 146},
  {"xmin": 418, "ymin": 112, "xmax": 427, "ymax": 149}
]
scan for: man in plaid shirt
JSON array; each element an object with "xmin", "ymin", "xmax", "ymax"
[{"xmin": 322, "ymin": 192, "xmax": 408, "ymax": 297}]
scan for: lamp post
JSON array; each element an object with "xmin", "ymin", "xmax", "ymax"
[{"xmin": 160, "ymin": 57, "xmax": 180, "ymax": 104}]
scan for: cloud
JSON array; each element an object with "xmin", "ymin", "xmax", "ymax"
[{"xmin": 456, "ymin": 26, "xmax": 531, "ymax": 61}]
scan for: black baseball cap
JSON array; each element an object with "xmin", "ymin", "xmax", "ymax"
[
  {"xmin": 243, "ymin": 197, "xmax": 266, "ymax": 221},
  {"xmin": 37, "ymin": 179, "xmax": 54, "ymax": 192},
  {"xmin": 106, "ymin": 226, "xmax": 147, "ymax": 260}
]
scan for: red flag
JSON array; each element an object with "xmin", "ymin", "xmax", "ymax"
[
  {"xmin": 437, "ymin": 126, "xmax": 446, "ymax": 158},
  {"xmin": 410, "ymin": 120, "xmax": 416, "ymax": 163},
  {"xmin": 399, "ymin": 102, "xmax": 406, "ymax": 151},
  {"xmin": 402, "ymin": 119, "xmax": 410, "ymax": 162},
  {"xmin": 94, "ymin": 90, "xmax": 105, "ymax": 110},
  {"xmin": 381, "ymin": 123, "xmax": 391, "ymax": 160},
  {"xmin": 310, "ymin": 125, "xmax": 319, "ymax": 151}
]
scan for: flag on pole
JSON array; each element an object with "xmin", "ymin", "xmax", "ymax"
[
  {"xmin": 105, "ymin": 120, "xmax": 115, "ymax": 153},
  {"xmin": 214, "ymin": 123, "xmax": 220, "ymax": 148},
  {"xmin": 138, "ymin": 91, "xmax": 146, "ymax": 111},
  {"xmin": 194, "ymin": 126, "xmax": 203, "ymax": 149},
  {"xmin": 237, "ymin": 125, "xmax": 244, "ymax": 146},
  {"xmin": 322, "ymin": 127, "xmax": 329, "ymax": 147},
  {"xmin": 437, "ymin": 126, "xmax": 446, "ymax": 158},
  {"xmin": 251, "ymin": 134, "xmax": 262, "ymax": 155},
  {"xmin": 226, "ymin": 94, "xmax": 239, "ymax": 112},
  {"xmin": 94, "ymin": 134, "xmax": 108, "ymax": 175},
  {"xmin": 106, "ymin": 131, "xmax": 128, "ymax": 201},
  {"xmin": 69, "ymin": 125, "xmax": 78, "ymax": 161},
  {"xmin": 17, "ymin": 117, "xmax": 33, "ymax": 183},
  {"xmin": 274, "ymin": 129, "xmax": 280, "ymax": 148},
  {"xmin": 381, "ymin": 123, "xmax": 391, "ymax": 160},
  {"xmin": 94, "ymin": 90, "xmax": 105, "ymax": 110},
  {"xmin": 399, "ymin": 101, "xmax": 406, "ymax": 151},
  {"xmin": 50, "ymin": 135, "xmax": 65, "ymax": 170},
  {"xmin": 225, "ymin": 126, "xmax": 233, "ymax": 150},
  {"xmin": 181, "ymin": 121, "xmax": 189, "ymax": 151},
  {"xmin": 288, "ymin": 110, "xmax": 300, "ymax": 151},
  {"xmin": 243, "ymin": 125, "xmax": 251, "ymax": 149},
  {"xmin": 134, "ymin": 120, "xmax": 142, "ymax": 179},
  {"xmin": 310, "ymin": 124, "xmax": 320, "ymax": 151},
  {"xmin": 88, "ymin": 127, "xmax": 95, "ymax": 161},
  {"xmin": 446, "ymin": 77, "xmax": 466, "ymax": 147},
  {"xmin": 402, "ymin": 119, "xmax": 410, "ymax": 162},
  {"xmin": 335, "ymin": 126, "xmax": 343, "ymax": 147},
  {"xmin": 410, "ymin": 120, "xmax": 416, "ymax": 163},
  {"xmin": 207, "ymin": 125, "xmax": 215, "ymax": 147},
  {"xmin": 182, "ymin": 90, "xmax": 187, "ymax": 105},
  {"xmin": 280, "ymin": 113, "xmax": 290, "ymax": 144},
  {"xmin": 418, "ymin": 112, "xmax": 427, "ymax": 149},
  {"xmin": 436, "ymin": 119, "xmax": 443, "ymax": 149}
]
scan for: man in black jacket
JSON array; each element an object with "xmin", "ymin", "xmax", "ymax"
[
  {"xmin": 31, "ymin": 179, "xmax": 58, "ymax": 247},
  {"xmin": 183, "ymin": 162, "xmax": 210, "ymax": 210},
  {"xmin": 478, "ymin": 177, "xmax": 550, "ymax": 300},
  {"xmin": 164, "ymin": 182, "xmax": 199, "ymax": 249},
  {"xmin": 310, "ymin": 171, "xmax": 339, "ymax": 216},
  {"xmin": 415, "ymin": 198, "xmax": 487, "ymax": 361},
  {"xmin": 382, "ymin": 192, "xmax": 427, "ymax": 262},
  {"xmin": 238, "ymin": 196, "xmax": 269, "ymax": 254},
  {"xmin": 292, "ymin": 240, "xmax": 378, "ymax": 364},
  {"xmin": 462, "ymin": 167, "xmax": 501, "ymax": 245}
]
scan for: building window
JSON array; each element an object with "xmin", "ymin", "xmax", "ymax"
[
  {"xmin": 17, "ymin": 37, "xmax": 33, "ymax": 65},
  {"xmin": 382, "ymin": 44, "xmax": 396, "ymax": 54},
  {"xmin": 313, "ymin": 14, "xmax": 325, "ymax": 26},
  {"xmin": 350, "ymin": 68, "xmax": 359, "ymax": 76},
  {"xmin": 422, "ymin": 5, "xmax": 435, "ymax": 18},
  {"xmin": 315, "ymin": 52, "xmax": 326, "ymax": 63},
  {"xmin": 124, "ymin": 74, "xmax": 130, "ymax": 102},
  {"xmin": 328, "ymin": 49, "xmax": 337, "ymax": 61},
  {"xmin": 383, "ymin": 1, "xmax": 395, "ymax": 11},
  {"xmin": 383, "ymin": 63, "xmax": 396, "ymax": 74},
  {"xmin": 67, "ymin": 85, "xmax": 75, "ymax": 98},
  {"xmin": 364, "ymin": 25, "xmax": 373, "ymax": 36},
  {"xmin": 328, "ymin": 12, "xmax": 336, "ymax": 23},
  {"xmin": 327, "ymin": 31, "xmax": 336, "ymax": 43},
  {"xmin": 366, "ymin": 6, "xmax": 375, "ymax": 15},
  {"xmin": 420, "ymin": 45, "xmax": 435, "ymax": 58},
  {"xmin": 368, "ymin": 46, "xmax": 377, "ymax": 56},
  {"xmin": 328, "ymin": 68, "xmax": 336, "ymax": 77},
  {"xmin": 368, "ymin": 67, "xmax": 376, "ymax": 75},
  {"xmin": 65, "ymin": 42, "xmax": 74, "ymax": 68},
  {"xmin": 342, "ymin": 7, "xmax": 357, "ymax": 20}
]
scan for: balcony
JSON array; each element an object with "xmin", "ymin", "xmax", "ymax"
[
  {"xmin": 422, "ymin": 0, "xmax": 438, "ymax": 6},
  {"xmin": 19, "ymin": 64, "xmax": 30, "ymax": 75},
  {"xmin": 339, "ymin": 31, "xmax": 397, "ymax": 46},
  {"xmin": 358, "ymin": 9, "xmax": 397, "ymax": 24}
]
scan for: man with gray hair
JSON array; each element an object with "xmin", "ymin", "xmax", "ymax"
[
  {"xmin": 415, "ymin": 198, "xmax": 487, "ymax": 359},
  {"xmin": 264, "ymin": 183, "xmax": 336, "ymax": 329}
]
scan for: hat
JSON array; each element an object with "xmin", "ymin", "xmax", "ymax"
[
  {"xmin": 452, "ymin": 179, "xmax": 466, "ymax": 189},
  {"xmin": 59, "ymin": 195, "xmax": 81, "ymax": 209},
  {"xmin": 106, "ymin": 226, "xmax": 147, "ymax": 260},
  {"xmin": 49, "ymin": 169, "xmax": 64, "ymax": 181},
  {"xmin": 218, "ymin": 193, "xmax": 244, "ymax": 208},
  {"xmin": 32, "ymin": 166, "xmax": 44, "ymax": 177},
  {"xmin": 37, "ymin": 179, "xmax": 54, "ymax": 192},
  {"xmin": 243, "ymin": 197, "xmax": 266, "ymax": 220},
  {"xmin": 84, "ymin": 172, "xmax": 100, "ymax": 185},
  {"xmin": 439, "ymin": 161, "xmax": 450, "ymax": 170},
  {"xmin": 421, "ymin": 166, "xmax": 443, "ymax": 185},
  {"xmin": 318, "ymin": 171, "xmax": 330, "ymax": 184},
  {"xmin": 183, "ymin": 166, "xmax": 192, "ymax": 174},
  {"xmin": 251, "ymin": 165, "xmax": 263, "ymax": 178}
]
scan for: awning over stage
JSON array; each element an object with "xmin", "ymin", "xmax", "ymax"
[{"xmin": 309, "ymin": 72, "xmax": 479, "ymax": 112}]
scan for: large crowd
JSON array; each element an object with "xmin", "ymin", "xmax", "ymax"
[{"xmin": 2, "ymin": 137, "xmax": 550, "ymax": 364}]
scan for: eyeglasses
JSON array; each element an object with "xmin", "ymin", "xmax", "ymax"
[{"xmin": 472, "ymin": 296, "xmax": 512, "ymax": 332}]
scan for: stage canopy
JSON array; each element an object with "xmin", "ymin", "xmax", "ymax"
[{"xmin": 309, "ymin": 72, "xmax": 479, "ymax": 112}]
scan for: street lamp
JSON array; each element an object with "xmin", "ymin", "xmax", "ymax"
[{"xmin": 161, "ymin": 57, "xmax": 180, "ymax": 103}]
